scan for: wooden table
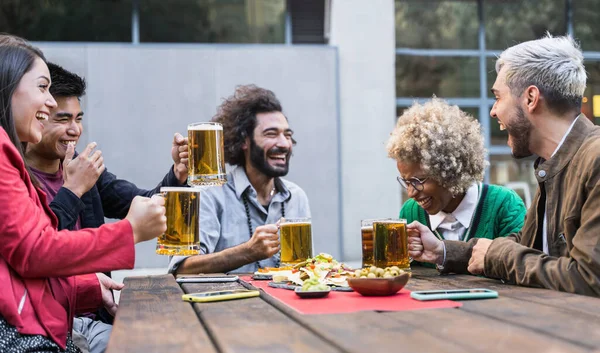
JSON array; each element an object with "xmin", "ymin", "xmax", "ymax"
[{"xmin": 106, "ymin": 267, "xmax": 600, "ymax": 353}]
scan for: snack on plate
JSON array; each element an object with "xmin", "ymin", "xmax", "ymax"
[
  {"xmin": 352, "ymin": 266, "xmax": 407, "ymax": 279},
  {"xmin": 253, "ymin": 253, "xmax": 356, "ymax": 288},
  {"xmin": 285, "ymin": 253, "xmax": 355, "ymax": 288},
  {"xmin": 300, "ymin": 278, "xmax": 330, "ymax": 292}
]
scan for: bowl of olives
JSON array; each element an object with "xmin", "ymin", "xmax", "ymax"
[{"xmin": 347, "ymin": 266, "xmax": 410, "ymax": 296}]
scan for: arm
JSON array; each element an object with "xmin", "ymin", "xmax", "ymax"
[
  {"xmin": 174, "ymin": 244, "xmax": 263, "ymax": 274},
  {"xmin": 0, "ymin": 138, "xmax": 136, "ymax": 278},
  {"xmin": 170, "ymin": 190, "xmax": 278, "ymax": 274},
  {"xmin": 48, "ymin": 187, "xmax": 86, "ymax": 230},
  {"xmin": 100, "ymin": 132, "xmax": 188, "ymax": 219},
  {"xmin": 442, "ymin": 188, "xmax": 527, "ymax": 273},
  {"xmin": 74, "ymin": 274, "xmax": 103, "ymax": 314},
  {"xmin": 98, "ymin": 166, "xmax": 183, "ymax": 220},
  {"xmin": 485, "ymin": 176, "xmax": 600, "ymax": 296}
]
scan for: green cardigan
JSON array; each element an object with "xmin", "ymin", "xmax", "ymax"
[{"xmin": 400, "ymin": 184, "xmax": 526, "ymax": 267}]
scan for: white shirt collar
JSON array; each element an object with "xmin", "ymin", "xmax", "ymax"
[
  {"xmin": 429, "ymin": 182, "xmax": 480, "ymax": 231},
  {"xmin": 551, "ymin": 115, "xmax": 579, "ymax": 158}
]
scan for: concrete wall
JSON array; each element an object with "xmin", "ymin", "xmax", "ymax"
[
  {"xmin": 38, "ymin": 44, "xmax": 340, "ymax": 268},
  {"xmin": 329, "ymin": 0, "xmax": 400, "ymax": 261}
]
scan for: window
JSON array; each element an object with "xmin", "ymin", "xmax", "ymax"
[
  {"xmin": 139, "ymin": 0, "xmax": 286, "ymax": 43},
  {"xmin": 573, "ymin": 0, "xmax": 600, "ymax": 51},
  {"xmin": 583, "ymin": 61, "xmax": 600, "ymax": 125},
  {"xmin": 484, "ymin": 0, "xmax": 566, "ymax": 50},
  {"xmin": 0, "ymin": 0, "xmax": 132, "ymax": 42},
  {"xmin": 395, "ymin": 0, "xmax": 478, "ymax": 49},
  {"xmin": 396, "ymin": 56, "xmax": 480, "ymax": 97}
]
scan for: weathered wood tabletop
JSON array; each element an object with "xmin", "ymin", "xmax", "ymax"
[{"xmin": 106, "ymin": 267, "xmax": 600, "ymax": 353}]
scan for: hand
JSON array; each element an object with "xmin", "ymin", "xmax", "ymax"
[
  {"xmin": 126, "ymin": 195, "xmax": 167, "ymax": 244},
  {"xmin": 468, "ymin": 238, "xmax": 493, "ymax": 275},
  {"xmin": 246, "ymin": 224, "xmax": 280, "ymax": 262},
  {"xmin": 96, "ymin": 273, "xmax": 124, "ymax": 316},
  {"xmin": 63, "ymin": 142, "xmax": 105, "ymax": 198},
  {"xmin": 407, "ymin": 221, "xmax": 445, "ymax": 265},
  {"xmin": 171, "ymin": 133, "xmax": 189, "ymax": 184}
]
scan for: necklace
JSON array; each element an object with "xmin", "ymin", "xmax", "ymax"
[
  {"xmin": 242, "ymin": 190, "xmax": 285, "ymax": 268},
  {"xmin": 242, "ymin": 190, "xmax": 285, "ymax": 239}
]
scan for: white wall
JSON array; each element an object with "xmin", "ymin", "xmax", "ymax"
[
  {"xmin": 38, "ymin": 44, "xmax": 341, "ymax": 268},
  {"xmin": 329, "ymin": 0, "xmax": 400, "ymax": 261}
]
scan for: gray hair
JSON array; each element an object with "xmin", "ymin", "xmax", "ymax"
[{"xmin": 496, "ymin": 34, "xmax": 586, "ymax": 113}]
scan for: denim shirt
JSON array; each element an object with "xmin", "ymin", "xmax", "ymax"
[{"xmin": 168, "ymin": 166, "xmax": 311, "ymax": 274}]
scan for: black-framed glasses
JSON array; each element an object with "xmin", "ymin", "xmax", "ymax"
[{"xmin": 396, "ymin": 176, "xmax": 429, "ymax": 191}]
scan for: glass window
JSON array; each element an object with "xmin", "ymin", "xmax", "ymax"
[
  {"xmin": 583, "ymin": 61, "xmax": 600, "ymax": 125},
  {"xmin": 489, "ymin": 154, "xmax": 538, "ymax": 207},
  {"xmin": 395, "ymin": 0, "xmax": 478, "ymax": 49},
  {"xmin": 396, "ymin": 105, "xmax": 478, "ymax": 122},
  {"xmin": 0, "ymin": 0, "xmax": 132, "ymax": 42},
  {"xmin": 484, "ymin": 0, "xmax": 566, "ymax": 50},
  {"xmin": 139, "ymin": 0, "xmax": 286, "ymax": 43},
  {"xmin": 396, "ymin": 56, "xmax": 480, "ymax": 98},
  {"xmin": 573, "ymin": 0, "xmax": 600, "ymax": 51}
]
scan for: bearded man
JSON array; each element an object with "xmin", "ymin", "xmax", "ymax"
[
  {"xmin": 169, "ymin": 85, "xmax": 311, "ymax": 274},
  {"xmin": 407, "ymin": 35, "xmax": 600, "ymax": 297}
]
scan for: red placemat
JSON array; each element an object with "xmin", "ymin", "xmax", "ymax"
[{"xmin": 242, "ymin": 276, "xmax": 462, "ymax": 315}]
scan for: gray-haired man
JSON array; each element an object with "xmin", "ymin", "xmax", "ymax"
[{"xmin": 408, "ymin": 35, "xmax": 600, "ymax": 297}]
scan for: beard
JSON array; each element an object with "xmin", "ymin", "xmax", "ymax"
[
  {"xmin": 249, "ymin": 138, "xmax": 291, "ymax": 178},
  {"xmin": 506, "ymin": 106, "xmax": 533, "ymax": 159}
]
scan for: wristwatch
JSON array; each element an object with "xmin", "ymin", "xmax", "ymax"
[{"xmin": 435, "ymin": 241, "xmax": 447, "ymax": 272}]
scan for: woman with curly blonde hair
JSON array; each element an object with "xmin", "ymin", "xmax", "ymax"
[{"xmin": 387, "ymin": 99, "xmax": 525, "ymax": 266}]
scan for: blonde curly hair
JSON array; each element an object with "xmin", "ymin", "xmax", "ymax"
[{"xmin": 386, "ymin": 98, "xmax": 488, "ymax": 196}]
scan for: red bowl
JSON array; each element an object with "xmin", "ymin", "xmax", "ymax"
[{"xmin": 347, "ymin": 272, "xmax": 411, "ymax": 296}]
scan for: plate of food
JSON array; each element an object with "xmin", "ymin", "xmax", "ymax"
[
  {"xmin": 254, "ymin": 253, "xmax": 356, "ymax": 291},
  {"xmin": 294, "ymin": 278, "xmax": 331, "ymax": 299}
]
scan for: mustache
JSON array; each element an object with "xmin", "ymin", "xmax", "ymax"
[{"xmin": 267, "ymin": 147, "xmax": 291, "ymax": 155}]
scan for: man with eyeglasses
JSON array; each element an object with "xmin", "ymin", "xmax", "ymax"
[{"xmin": 406, "ymin": 35, "xmax": 600, "ymax": 297}]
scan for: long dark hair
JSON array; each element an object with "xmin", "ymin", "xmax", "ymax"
[{"xmin": 0, "ymin": 34, "xmax": 46, "ymax": 185}]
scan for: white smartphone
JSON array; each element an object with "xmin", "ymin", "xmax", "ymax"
[{"xmin": 176, "ymin": 275, "xmax": 239, "ymax": 283}]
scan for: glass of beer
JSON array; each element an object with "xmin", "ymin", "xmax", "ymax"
[
  {"xmin": 155, "ymin": 187, "xmax": 201, "ymax": 256},
  {"xmin": 280, "ymin": 218, "xmax": 313, "ymax": 266},
  {"xmin": 187, "ymin": 122, "xmax": 227, "ymax": 186},
  {"xmin": 360, "ymin": 219, "xmax": 389, "ymax": 268},
  {"xmin": 372, "ymin": 219, "xmax": 410, "ymax": 271}
]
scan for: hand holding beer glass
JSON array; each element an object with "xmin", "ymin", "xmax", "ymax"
[
  {"xmin": 372, "ymin": 219, "xmax": 410, "ymax": 271},
  {"xmin": 187, "ymin": 122, "xmax": 227, "ymax": 186},
  {"xmin": 155, "ymin": 187, "xmax": 201, "ymax": 256},
  {"xmin": 280, "ymin": 217, "xmax": 313, "ymax": 266}
]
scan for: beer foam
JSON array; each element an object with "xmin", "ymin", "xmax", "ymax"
[
  {"xmin": 160, "ymin": 187, "xmax": 202, "ymax": 192},
  {"xmin": 188, "ymin": 123, "xmax": 223, "ymax": 131},
  {"xmin": 282, "ymin": 222, "xmax": 311, "ymax": 226},
  {"xmin": 361, "ymin": 226, "xmax": 373, "ymax": 231},
  {"xmin": 374, "ymin": 219, "xmax": 407, "ymax": 224}
]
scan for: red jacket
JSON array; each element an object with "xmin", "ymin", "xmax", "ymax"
[{"xmin": 0, "ymin": 128, "xmax": 135, "ymax": 349}]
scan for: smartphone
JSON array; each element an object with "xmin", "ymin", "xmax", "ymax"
[
  {"xmin": 182, "ymin": 289, "xmax": 260, "ymax": 303},
  {"xmin": 176, "ymin": 275, "xmax": 239, "ymax": 283},
  {"xmin": 410, "ymin": 288, "xmax": 498, "ymax": 301}
]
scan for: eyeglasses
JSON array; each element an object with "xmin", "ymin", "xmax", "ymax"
[{"xmin": 396, "ymin": 176, "xmax": 429, "ymax": 191}]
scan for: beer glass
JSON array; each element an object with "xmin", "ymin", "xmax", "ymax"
[
  {"xmin": 280, "ymin": 218, "xmax": 313, "ymax": 266},
  {"xmin": 155, "ymin": 187, "xmax": 201, "ymax": 256},
  {"xmin": 372, "ymin": 219, "xmax": 410, "ymax": 271},
  {"xmin": 187, "ymin": 122, "xmax": 227, "ymax": 186},
  {"xmin": 360, "ymin": 219, "xmax": 389, "ymax": 268}
]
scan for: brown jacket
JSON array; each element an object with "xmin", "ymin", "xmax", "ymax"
[{"xmin": 442, "ymin": 116, "xmax": 600, "ymax": 297}]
